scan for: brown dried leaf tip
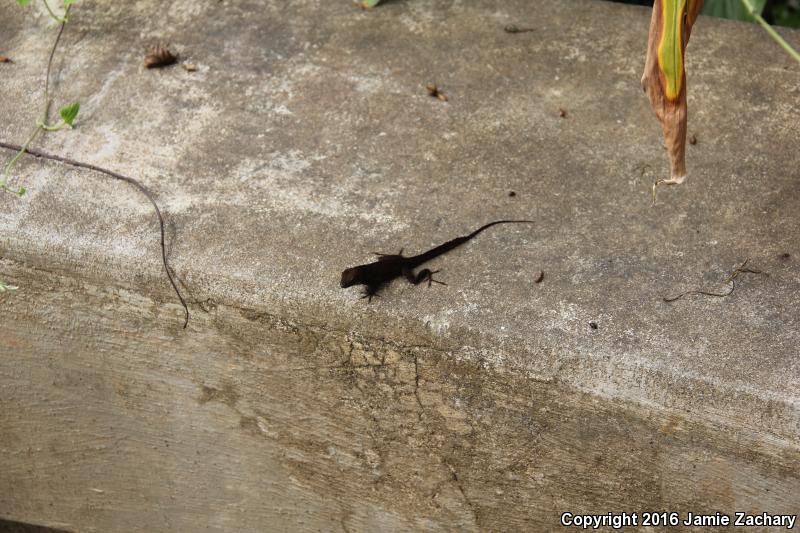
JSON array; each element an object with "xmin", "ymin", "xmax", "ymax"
[
  {"xmin": 689, "ymin": 134, "xmax": 697, "ymax": 145},
  {"xmin": 426, "ymin": 84, "xmax": 448, "ymax": 102},
  {"xmin": 144, "ymin": 44, "xmax": 178, "ymax": 69},
  {"xmin": 558, "ymin": 107, "xmax": 567, "ymax": 118},
  {"xmin": 0, "ymin": 56, "xmax": 12, "ymax": 63},
  {"xmin": 641, "ymin": 0, "xmax": 703, "ymax": 189}
]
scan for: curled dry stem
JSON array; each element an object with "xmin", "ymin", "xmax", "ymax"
[
  {"xmin": 0, "ymin": 141, "xmax": 190, "ymax": 328},
  {"xmin": 664, "ymin": 258, "xmax": 764, "ymax": 303}
]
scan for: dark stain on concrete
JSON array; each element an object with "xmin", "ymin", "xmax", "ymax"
[
  {"xmin": 198, "ymin": 382, "xmax": 240, "ymax": 408},
  {"xmin": 0, "ymin": 519, "xmax": 73, "ymax": 533}
]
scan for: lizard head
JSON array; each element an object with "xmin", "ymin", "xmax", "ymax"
[{"xmin": 340, "ymin": 267, "xmax": 360, "ymax": 288}]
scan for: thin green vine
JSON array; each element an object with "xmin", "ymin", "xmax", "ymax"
[
  {"xmin": 1, "ymin": 0, "xmax": 80, "ymax": 292},
  {"xmin": 741, "ymin": 0, "xmax": 800, "ymax": 64},
  {"xmin": 2, "ymin": 0, "xmax": 190, "ymax": 326},
  {"xmin": 41, "ymin": 0, "xmax": 71, "ymax": 23},
  {"xmin": 2, "ymin": 0, "xmax": 80, "ymax": 196}
]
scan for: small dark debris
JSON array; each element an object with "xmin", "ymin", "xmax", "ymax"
[
  {"xmin": 589, "ymin": 322, "xmax": 598, "ymax": 330},
  {"xmin": 0, "ymin": 56, "xmax": 12, "ymax": 63},
  {"xmin": 198, "ymin": 297, "xmax": 217, "ymax": 312},
  {"xmin": 426, "ymin": 84, "xmax": 448, "ymax": 102},
  {"xmin": 634, "ymin": 163, "xmax": 652, "ymax": 177},
  {"xmin": 778, "ymin": 253, "xmax": 791, "ymax": 261},
  {"xmin": 144, "ymin": 45, "xmax": 178, "ymax": 69},
  {"xmin": 534, "ymin": 271, "xmax": 544, "ymax": 284},
  {"xmin": 508, "ymin": 191, "xmax": 516, "ymax": 197},
  {"xmin": 504, "ymin": 24, "xmax": 534, "ymax": 34},
  {"xmin": 558, "ymin": 107, "xmax": 567, "ymax": 118},
  {"xmin": 689, "ymin": 134, "xmax": 697, "ymax": 145}
]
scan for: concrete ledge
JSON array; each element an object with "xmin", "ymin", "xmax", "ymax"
[{"xmin": 1, "ymin": 0, "xmax": 799, "ymax": 530}]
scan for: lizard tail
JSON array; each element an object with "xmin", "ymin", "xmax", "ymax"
[{"xmin": 466, "ymin": 220, "xmax": 534, "ymax": 239}]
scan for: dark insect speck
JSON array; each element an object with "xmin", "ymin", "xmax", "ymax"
[
  {"xmin": 144, "ymin": 45, "xmax": 178, "ymax": 69},
  {"xmin": 589, "ymin": 322, "xmax": 598, "ymax": 330},
  {"xmin": 426, "ymin": 84, "xmax": 448, "ymax": 102},
  {"xmin": 504, "ymin": 24, "xmax": 534, "ymax": 34}
]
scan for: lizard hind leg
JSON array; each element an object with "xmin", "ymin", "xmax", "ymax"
[
  {"xmin": 406, "ymin": 268, "xmax": 447, "ymax": 287},
  {"xmin": 373, "ymin": 248, "xmax": 404, "ymax": 257},
  {"xmin": 360, "ymin": 290, "xmax": 378, "ymax": 302}
]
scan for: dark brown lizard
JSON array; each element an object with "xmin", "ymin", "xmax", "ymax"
[{"xmin": 340, "ymin": 220, "xmax": 534, "ymax": 300}]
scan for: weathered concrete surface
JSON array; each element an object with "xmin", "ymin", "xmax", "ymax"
[{"xmin": 1, "ymin": 0, "xmax": 798, "ymax": 531}]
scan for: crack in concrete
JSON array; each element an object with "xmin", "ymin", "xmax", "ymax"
[
  {"xmin": 444, "ymin": 459, "xmax": 480, "ymax": 529},
  {"xmin": 259, "ymin": 362, "xmax": 402, "ymax": 375},
  {"xmin": 342, "ymin": 340, "xmax": 390, "ymax": 483},
  {"xmin": 338, "ymin": 507, "xmax": 354, "ymax": 533},
  {"xmin": 413, "ymin": 352, "xmax": 424, "ymax": 422}
]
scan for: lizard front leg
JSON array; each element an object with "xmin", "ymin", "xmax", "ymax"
[
  {"xmin": 403, "ymin": 267, "xmax": 447, "ymax": 287},
  {"xmin": 360, "ymin": 286, "xmax": 381, "ymax": 302}
]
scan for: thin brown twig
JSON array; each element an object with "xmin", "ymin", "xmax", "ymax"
[
  {"xmin": 0, "ymin": 141, "xmax": 190, "ymax": 328},
  {"xmin": 663, "ymin": 280, "xmax": 736, "ymax": 302},
  {"xmin": 663, "ymin": 258, "xmax": 764, "ymax": 303}
]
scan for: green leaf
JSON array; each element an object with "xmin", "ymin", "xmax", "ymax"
[
  {"xmin": 16, "ymin": 0, "xmax": 31, "ymax": 6},
  {"xmin": 59, "ymin": 102, "xmax": 80, "ymax": 127},
  {"xmin": 360, "ymin": 0, "xmax": 381, "ymax": 7},
  {"xmin": 703, "ymin": 0, "xmax": 766, "ymax": 22},
  {"xmin": 17, "ymin": 186, "xmax": 26, "ymax": 196},
  {"xmin": 659, "ymin": 0, "xmax": 686, "ymax": 101},
  {"xmin": 63, "ymin": 0, "xmax": 76, "ymax": 5}
]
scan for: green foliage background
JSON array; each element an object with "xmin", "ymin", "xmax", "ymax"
[{"xmin": 615, "ymin": 0, "xmax": 800, "ymax": 27}]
